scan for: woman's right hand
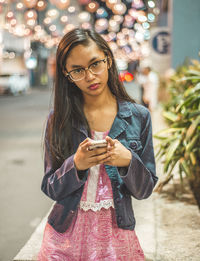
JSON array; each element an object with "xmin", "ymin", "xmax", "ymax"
[{"xmin": 74, "ymin": 138, "xmax": 110, "ymax": 171}]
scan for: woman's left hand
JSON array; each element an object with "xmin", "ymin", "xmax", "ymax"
[{"xmin": 104, "ymin": 136, "xmax": 132, "ymax": 167}]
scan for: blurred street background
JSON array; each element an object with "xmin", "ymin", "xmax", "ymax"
[
  {"xmin": 0, "ymin": 89, "xmax": 52, "ymax": 261},
  {"xmin": 0, "ymin": 0, "xmax": 200, "ymax": 260}
]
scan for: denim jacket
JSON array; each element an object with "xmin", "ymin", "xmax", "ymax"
[{"xmin": 41, "ymin": 100, "xmax": 158, "ymax": 233}]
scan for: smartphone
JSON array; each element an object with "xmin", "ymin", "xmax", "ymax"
[{"xmin": 88, "ymin": 139, "xmax": 107, "ymax": 150}]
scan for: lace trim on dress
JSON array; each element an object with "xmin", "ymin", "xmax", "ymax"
[{"xmin": 79, "ymin": 199, "xmax": 114, "ymax": 212}]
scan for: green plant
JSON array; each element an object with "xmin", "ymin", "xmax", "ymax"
[{"xmin": 155, "ymin": 60, "xmax": 200, "ymax": 209}]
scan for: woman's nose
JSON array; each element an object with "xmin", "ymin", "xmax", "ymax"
[{"xmin": 85, "ymin": 68, "xmax": 95, "ymax": 81}]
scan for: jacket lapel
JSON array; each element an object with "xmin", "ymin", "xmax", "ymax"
[
  {"xmin": 109, "ymin": 100, "xmax": 132, "ymax": 139},
  {"xmin": 109, "ymin": 117, "xmax": 128, "ymax": 139}
]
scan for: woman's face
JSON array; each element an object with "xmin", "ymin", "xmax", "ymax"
[{"xmin": 65, "ymin": 40, "xmax": 111, "ymax": 99}]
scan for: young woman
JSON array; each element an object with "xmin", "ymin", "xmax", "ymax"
[{"xmin": 38, "ymin": 28, "xmax": 158, "ymax": 261}]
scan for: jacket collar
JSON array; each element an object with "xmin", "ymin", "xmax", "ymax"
[
  {"xmin": 117, "ymin": 100, "xmax": 132, "ymax": 118},
  {"xmin": 109, "ymin": 100, "xmax": 132, "ymax": 139}
]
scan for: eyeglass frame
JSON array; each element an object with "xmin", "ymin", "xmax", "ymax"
[{"xmin": 64, "ymin": 56, "xmax": 108, "ymax": 81}]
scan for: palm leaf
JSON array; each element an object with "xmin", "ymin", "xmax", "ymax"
[
  {"xmin": 185, "ymin": 135, "xmax": 199, "ymax": 152},
  {"xmin": 179, "ymin": 158, "xmax": 190, "ymax": 177},
  {"xmin": 186, "ymin": 70, "xmax": 200, "ymax": 76},
  {"xmin": 179, "ymin": 76, "xmax": 200, "ymax": 81},
  {"xmin": 190, "ymin": 152, "xmax": 197, "ymax": 165},
  {"xmin": 162, "ymin": 111, "xmax": 179, "ymax": 122},
  {"xmin": 164, "ymin": 139, "xmax": 180, "ymax": 172},
  {"xmin": 186, "ymin": 116, "xmax": 200, "ymax": 140},
  {"xmin": 155, "ymin": 128, "xmax": 183, "ymax": 136}
]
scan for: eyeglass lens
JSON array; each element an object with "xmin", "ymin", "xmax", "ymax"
[{"xmin": 70, "ymin": 59, "xmax": 106, "ymax": 81}]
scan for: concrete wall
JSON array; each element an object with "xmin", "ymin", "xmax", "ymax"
[{"xmin": 171, "ymin": 0, "xmax": 200, "ymax": 68}]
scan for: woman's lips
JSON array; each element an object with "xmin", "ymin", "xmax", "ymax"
[{"xmin": 88, "ymin": 83, "xmax": 99, "ymax": 90}]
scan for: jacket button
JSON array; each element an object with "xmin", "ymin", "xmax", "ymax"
[{"xmin": 130, "ymin": 141, "xmax": 137, "ymax": 150}]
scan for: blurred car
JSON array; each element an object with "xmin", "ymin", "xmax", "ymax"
[{"xmin": 0, "ymin": 73, "xmax": 29, "ymax": 95}]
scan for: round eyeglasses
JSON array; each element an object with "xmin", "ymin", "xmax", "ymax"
[{"xmin": 65, "ymin": 57, "xmax": 107, "ymax": 81}]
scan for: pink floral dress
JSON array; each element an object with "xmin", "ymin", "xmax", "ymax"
[{"xmin": 38, "ymin": 131, "xmax": 145, "ymax": 261}]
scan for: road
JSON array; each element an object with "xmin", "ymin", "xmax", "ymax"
[
  {"xmin": 0, "ymin": 88, "xmax": 53, "ymax": 261},
  {"xmin": 0, "ymin": 82, "xmax": 141, "ymax": 261}
]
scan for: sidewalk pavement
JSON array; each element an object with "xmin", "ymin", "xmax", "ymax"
[
  {"xmin": 134, "ymin": 106, "xmax": 200, "ymax": 261},
  {"xmin": 14, "ymin": 105, "xmax": 200, "ymax": 261}
]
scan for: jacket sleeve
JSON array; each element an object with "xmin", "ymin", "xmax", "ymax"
[
  {"xmin": 119, "ymin": 108, "xmax": 158, "ymax": 200},
  {"xmin": 41, "ymin": 113, "xmax": 87, "ymax": 201}
]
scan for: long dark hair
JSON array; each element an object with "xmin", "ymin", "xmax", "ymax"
[{"xmin": 47, "ymin": 28, "xmax": 135, "ymax": 170}]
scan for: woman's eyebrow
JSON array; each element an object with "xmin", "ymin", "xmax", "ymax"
[{"xmin": 70, "ymin": 57, "xmax": 99, "ymax": 68}]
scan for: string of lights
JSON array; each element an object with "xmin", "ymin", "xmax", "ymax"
[{"xmin": 0, "ymin": 0, "xmax": 159, "ymax": 61}]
